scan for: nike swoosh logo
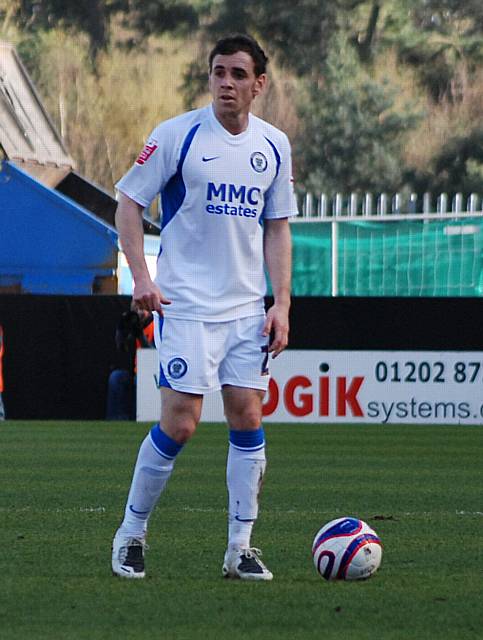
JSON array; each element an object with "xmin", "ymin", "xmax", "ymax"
[
  {"xmin": 202, "ymin": 156, "xmax": 220, "ymax": 162},
  {"xmin": 129, "ymin": 505, "xmax": 150, "ymax": 515}
]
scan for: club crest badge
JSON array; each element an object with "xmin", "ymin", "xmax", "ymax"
[
  {"xmin": 167, "ymin": 357, "xmax": 188, "ymax": 379},
  {"xmin": 250, "ymin": 152, "xmax": 268, "ymax": 173}
]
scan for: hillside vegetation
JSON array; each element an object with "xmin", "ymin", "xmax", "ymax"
[{"xmin": 1, "ymin": 1, "xmax": 482, "ymax": 201}]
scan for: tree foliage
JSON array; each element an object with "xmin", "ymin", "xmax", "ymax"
[
  {"xmin": 380, "ymin": 0, "xmax": 483, "ymax": 99},
  {"xmin": 296, "ymin": 36, "xmax": 421, "ymax": 193},
  {"xmin": 116, "ymin": 0, "xmax": 198, "ymax": 41},
  {"xmin": 1, "ymin": 0, "xmax": 115, "ymax": 56},
  {"xmin": 433, "ymin": 127, "xmax": 483, "ymax": 194},
  {"xmin": 1, "ymin": 0, "xmax": 197, "ymax": 58},
  {"xmin": 408, "ymin": 127, "xmax": 483, "ymax": 196},
  {"xmin": 2, "ymin": 0, "xmax": 481, "ymax": 196},
  {"xmin": 413, "ymin": 0, "xmax": 483, "ymax": 37}
]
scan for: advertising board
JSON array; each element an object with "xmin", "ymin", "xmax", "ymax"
[{"xmin": 137, "ymin": 349, "xmax": 483, "ymax": 424}]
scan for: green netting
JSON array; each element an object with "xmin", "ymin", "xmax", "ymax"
[{"xmin": 286, "ymin": 218, "xmax": 483, "ymax": 297}]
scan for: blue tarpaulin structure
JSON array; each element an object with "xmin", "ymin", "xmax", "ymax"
[{"xmin": 0, "ymin": 160, "xmax": 118, "ymax": 294}]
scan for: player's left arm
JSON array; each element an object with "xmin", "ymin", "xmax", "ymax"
[{"xmin": 263, "ymin": 217, "xmax": 292, "ymax": 358}]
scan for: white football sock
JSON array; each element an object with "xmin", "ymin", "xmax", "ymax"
[
  {"xmin": 120, "ymin": 425, "xmax": 182, "ymax": 538},
  {"xmin": 226, "ymin": 428, "xmax": 266, "ymax": 550}
]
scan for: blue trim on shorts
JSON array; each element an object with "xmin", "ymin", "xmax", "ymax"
[
  {"xmin": 158, "ymin": 363, "xmax": 172, "ymax": 389},
  {"xmin": 150, "ymin": 424, "xmax": 183, "ymax": 459},
  {"xmin": 229, "ymin": 427, "xmax": 265, "ymax": 451},
  {"xmin": 157, "ymin": 315, "xmax": 164, "ymax": 341},
  {"xmin": 156, "ymin": 316, "xmax": 172, "ymax": 388}
]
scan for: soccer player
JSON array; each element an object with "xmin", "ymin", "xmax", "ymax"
[{"xmin": 112, "ymin": 33, "xmax": 298, "ymax": 580}]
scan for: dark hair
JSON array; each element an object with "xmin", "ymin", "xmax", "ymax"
[{"xmin": 209, "ymin": 34, "xmax": 268, "ymax": 77}]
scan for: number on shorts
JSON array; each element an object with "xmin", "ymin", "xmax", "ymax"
[{"xmin": 260, "ymin": 345, "xmax": 269, "ymax": 376}]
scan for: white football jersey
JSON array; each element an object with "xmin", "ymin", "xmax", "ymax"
[{"xmin": 116, "ymin": 104, "xmax": 298, "ymax": 321}]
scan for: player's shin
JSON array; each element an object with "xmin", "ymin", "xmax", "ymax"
[
  {"xmin": 120, "ymin": 424, "xmax": 183, "ymax": 538},
  {"xmin": 226, "ymin": 428, "xmax": 266, "ymax": 550}
]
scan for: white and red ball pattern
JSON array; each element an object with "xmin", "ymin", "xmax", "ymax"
[{"xmin": 312, "ymin": 517, "xmax": 383, "ymax": 581}]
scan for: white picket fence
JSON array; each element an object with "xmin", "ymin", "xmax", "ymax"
[{"xmin": 296, "ymin": 191, "xmax": 481, "ymax": 219}]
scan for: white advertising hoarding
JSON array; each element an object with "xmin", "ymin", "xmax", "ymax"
[{"xmin": 137, "ymin": 349, "xmax": 483, "ymax": 425}]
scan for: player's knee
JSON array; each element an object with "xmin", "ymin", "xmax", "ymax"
[
  {"xmin": 160, "ymin": 390, "xmax": 201, "ymax": 443},
  {"xmin": 164, "ymin": 419, "xmax": 196, "ymax": 444},
  {"xmin": 161, "ymin": 407, "xmax": 198, "ymax": 443},
  {"xmin": 167, "ymin": 425, "xmax": 195, "ymax": 445},
  {"xmin": 226, "ymin": 406, "xmax": 262, "ymax": 430}
]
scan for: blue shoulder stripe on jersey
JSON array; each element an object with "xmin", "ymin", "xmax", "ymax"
[
  {"xmin": 264, "ymin": 136, "xmax": 281, "ymax": 178},
  {"xmin": 179, "ymin": 123, "xmax": 201, "ymax": 171},
  {"xmin": 160, "ymin": 122, "xmax": 201, "ymax": 231}
]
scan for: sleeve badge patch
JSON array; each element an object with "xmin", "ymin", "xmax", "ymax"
[{"xmin": 135, "ymin": 140, "xmax": 159, "ymax": 165}]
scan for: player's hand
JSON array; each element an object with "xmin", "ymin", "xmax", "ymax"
[
  {"xmin": 262, "ymin": 304, "xmax": 289, "ymax": 358},
  {"xmin": 132, "ymin": 279, "xmax": 171, "ymax": 314}
]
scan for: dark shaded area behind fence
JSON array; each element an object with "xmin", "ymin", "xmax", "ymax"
[
  {"xmin": 0, "ymin": 295, "xmax": 482, "ymax": 419},
  {"xmin": 0, "ymin": 295, "xmax": 130, "ymax": 419}
]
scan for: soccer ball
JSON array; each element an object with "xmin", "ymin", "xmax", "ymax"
[{"xmin": 312, "ymin": 517, "xmax": 383, "ymax": 581}]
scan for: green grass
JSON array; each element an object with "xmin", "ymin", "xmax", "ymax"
[{"xmin": 1, "ymin": 421, "xmax": 482, "ymax": 639}]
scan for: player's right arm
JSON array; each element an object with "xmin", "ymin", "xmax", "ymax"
[{"xmin": 115, "ymin": 193, "xmax": 171, "ymax": 313}]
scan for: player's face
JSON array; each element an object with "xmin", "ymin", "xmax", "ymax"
[{"xmin": 209, "ymin": 51, "xmax": 266, "ymax": 126}]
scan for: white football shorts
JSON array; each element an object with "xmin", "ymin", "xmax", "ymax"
[{"xmin": 153, "ymin": 314, "xmax": 270, "ymax": 394}]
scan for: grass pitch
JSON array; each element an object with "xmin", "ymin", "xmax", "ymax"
[{"xmin": 1, "ymin": 421, "xmax": 482, "ymax": 640}]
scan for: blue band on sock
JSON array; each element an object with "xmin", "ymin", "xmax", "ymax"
[
  {"xmin": 229, "ymin": 427, "xmax": 265, "ymax": 451},
  {"xmin": 150, "ymin": 424, "xmax": 183, "ymax": 460}
]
